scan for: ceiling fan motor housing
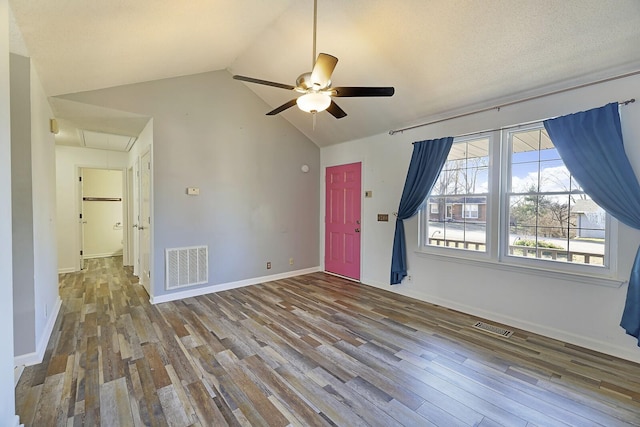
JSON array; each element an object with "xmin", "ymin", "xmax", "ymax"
[{"xmin": 296, "ymin": 72, "xmax": 329, "ymax": 92}]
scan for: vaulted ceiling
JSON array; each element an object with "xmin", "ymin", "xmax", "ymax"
[{"xmin": 9, "ymin": 0, "xmax": 640, "ymax": 147}]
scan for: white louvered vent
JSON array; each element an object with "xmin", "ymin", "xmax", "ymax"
[{"xmin": 165, "ymin": 246, "xmax": 208, "ymax": 290}]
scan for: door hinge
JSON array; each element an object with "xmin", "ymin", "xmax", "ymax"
[
  {"xmin": 147, "ymin": 162, "xmax": 151, "ymax": 170},
  {"xmin": 79, "ymin": 213, "xmax": 83, "ymax": 219},
  {"xmin": 80, "ymin": 250, "xmax": 83, "ymax": 255},
  {"xmin": 79, "ymin": 176, "xmax": 82, "ymax": 182}
]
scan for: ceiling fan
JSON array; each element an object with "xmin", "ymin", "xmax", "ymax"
[{"xmin": 233, "ymin": 0, "xmax": 394, "ymax": 119}]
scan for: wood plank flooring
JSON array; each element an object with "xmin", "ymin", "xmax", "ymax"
[{"xmin": 15, "ymin": 256, "xmax": 640, "ymax": 426}]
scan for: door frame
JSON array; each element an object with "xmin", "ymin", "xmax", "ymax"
[
  {"xmin": 322, "ymin": 160, "xmax": 364, "ymax": 281},
  {"xmin": 125, "ymin": 165, "xmax": 134, "ymax": 266},
  {"xmin": 76, "ymin": 165, "xmax": 127, "ymax": 271}
]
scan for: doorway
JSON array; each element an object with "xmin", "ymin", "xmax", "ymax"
[
  {"xmin": 79, "ymin": 168, "xmax": 125, "ymax": 268},
  {"xmin": 324, "ymin": 162, "xmax": 362, "ymax": 280}
]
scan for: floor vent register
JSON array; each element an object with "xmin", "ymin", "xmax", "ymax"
[{"xmin": 473, "ymin": 321, "xmax": 514, "ymax": 338}]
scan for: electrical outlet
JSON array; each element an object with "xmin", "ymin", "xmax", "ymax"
[
  {"xmin": 267, "ymin": 262, "xmax": 271, "ymax": 269},
  {"xmin": 289, "ymin": 258, "xmax": 294, "ymax": 265}
]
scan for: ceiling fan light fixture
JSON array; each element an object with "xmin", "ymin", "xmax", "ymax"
[{"xmin": 296, "ymin": 92, "xmax": 331, "ymax": 113}]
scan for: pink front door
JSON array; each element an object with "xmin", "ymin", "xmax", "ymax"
[{"xmin": 325, "ymin": 162, "xmax": 361, "ymax": 280}]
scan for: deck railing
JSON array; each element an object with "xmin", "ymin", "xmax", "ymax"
[{"xmin": 428, "ymin": 237, "xmax": 604, "ymax": 265}]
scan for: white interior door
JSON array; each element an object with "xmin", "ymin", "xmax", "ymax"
[{"xmin": 139, "ymin": 150, "xmax": 151, "ymax": 295}]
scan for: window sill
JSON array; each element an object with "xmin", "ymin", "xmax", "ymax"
[{"xmin": 414, "ymin": 249, "xmax": 626, "ymax": 288}]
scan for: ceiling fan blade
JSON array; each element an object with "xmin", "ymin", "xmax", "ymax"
[
  {"xmin": 266, "ymin": 99, "xmax": 298, "ymax": 115},
  {"xmin": 310, "ymin": 53, "xmax": 338, "ymax": 88},
  {"xmin": 233, "ymin": 75, "xmax": 296, "ymax": 91},
  {"xmin": 326, "ymin": 100, "xmax": 347, "ymax": 119},
  {"xmin": 332, "ymin": 87, "xmax": 395, "ymax": 97}
]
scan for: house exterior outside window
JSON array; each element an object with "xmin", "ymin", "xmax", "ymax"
[{"xmin": 419, "ymin": 125, "xmax": 615, "ymax": 280}]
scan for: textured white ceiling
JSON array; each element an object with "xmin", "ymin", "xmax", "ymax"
[{"xmin": 9, "ymin": 0, "xmax": 640, "ymax": 147}]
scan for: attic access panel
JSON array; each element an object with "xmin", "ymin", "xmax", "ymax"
[{"xmin": 80, "ymin": 129, "xmax": 137, "ymax": 152}]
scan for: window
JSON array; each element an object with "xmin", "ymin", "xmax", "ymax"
[
  {"xmin": 423, "ymin": 136, "xmax": 489, "ymax": 252},
  {"xmin": 506, "ymin": 126, "xmax": 606, "ymax": 266},
  {"xmin": 419, "ymin": 124, "xmax": 612, "ymax": 276},
  {"xmin": 464, "ymin": 204, "xmax": 479, "ymax": 219}
]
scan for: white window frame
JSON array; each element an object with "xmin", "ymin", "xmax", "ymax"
[
  {"xmin": 418, "ymin": 133, "xmax": 493, "ymax": 261},
  {"xmin": 499, "ymin": 122, "xmax": 617, "ymax": 278},
  {"xmin": 417, "ymin": 124, "xmax": 620, "ymax": 287}
]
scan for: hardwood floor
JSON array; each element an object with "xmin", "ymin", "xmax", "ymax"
[{"xmin": 15, "ymin": 256, "xmax": 640, "ymax": 426}]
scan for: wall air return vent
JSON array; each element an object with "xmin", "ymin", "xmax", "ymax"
[{"xmin": 165, "ymin": 246, "xmax": 208, "ymax": 290}]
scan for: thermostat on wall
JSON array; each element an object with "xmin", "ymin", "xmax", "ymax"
[{"xmin": 187, "ymin": 187, "xmax": 200, "ymax": 196}]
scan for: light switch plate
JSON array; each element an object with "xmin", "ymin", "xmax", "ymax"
[{"xmin": 187, "ymin": 187, "xmax": 200, "ymax": 195}]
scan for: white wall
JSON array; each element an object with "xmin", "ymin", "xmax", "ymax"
[
  {"xmin": 322, "ymin": 73, "xmax": 640, "ymax": 363},
  {"xmin": 29, "ymin": 61, "xmax": 59, "ymax": 363},
  {"xmin": 56, "ymin": 146, "xmax": 129, "ymax": 272},
  {"xmin": 0, "ymin": 1, "xmax": 18, "ymax": 424},
  {"xmin": 82, "ymin": 168, "xmax": 123, "ymax": 258}
]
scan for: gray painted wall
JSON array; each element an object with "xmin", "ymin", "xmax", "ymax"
[
  {"xmin": 10, "ymin": 52, "xmax": 59, "ymax": 363},
  {"xmin": 62, "ymin": 70, "xmax": 320, "ymax": 298},
  {"xmin": 10, "ymin": 53, "xmax": 35, "ymax": 355}
]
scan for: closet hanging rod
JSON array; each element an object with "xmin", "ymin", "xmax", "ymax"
[
  {"xmin": 82, "ymin": 197, "xmax": 122, "ymax": 202},
  {"xmin": 390, "ymin": 69, "xmax": 640, "ymax": 136}
]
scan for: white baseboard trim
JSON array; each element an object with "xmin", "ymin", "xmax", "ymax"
[
  {"xmin": 58, "ymin": 267, "xmax": 75, "ymax": 274},
  {"xmin": 84, "ymin": 251, "xmax": 123, "ymax": 259},
  {"xmin": 142, "ymin": 282, "xmax": 150, "ymax": 298},
  {"xmin": 14, "ymin": 296, "xmax": 62, "ymax": 367},
  {"xmin": 151, "ymin": 266, "xmax": 321, "ymax": 304},
  {"xmin": 12, "ymin": 415, "xmax": 22, "ymax": 427},
  {"xmin": 359, "ymin": 277, "xmax": 640, "ymax": 364},
  {"xmin": 14, "ymin": 365, "xmax": 24, "ymax": 387}
]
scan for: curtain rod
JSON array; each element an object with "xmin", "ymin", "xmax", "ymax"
[
  {"xmin": 390, "ymin": 69, "xmax": 640, "ymax": 136},
  {"xmin": 410, "ymin": 98, "xmax": 635, "ymax": 143}
]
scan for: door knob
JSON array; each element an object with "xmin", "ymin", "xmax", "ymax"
[
  {"xmin": 355, "ymin": 228, "xmax": 360, "ymax": 233},
  {"xmin": 138, "ymin": 226, "xmax": 145, "ymax": 230}
]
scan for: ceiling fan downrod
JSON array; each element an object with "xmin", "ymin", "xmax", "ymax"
[{"xmin": 312, "ymin": 0, "xmax": 318, "ymax": 69}]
